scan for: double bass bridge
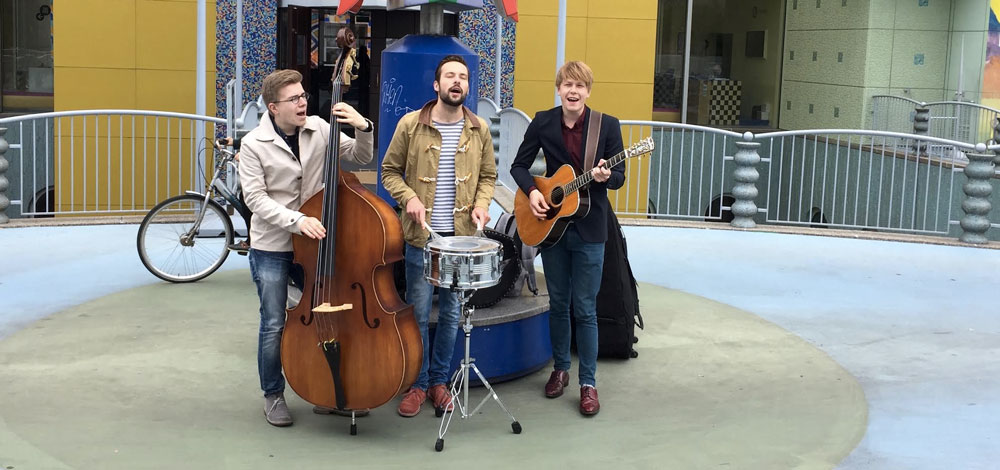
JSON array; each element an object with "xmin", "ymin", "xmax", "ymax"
[{"xmin": 312, "ymin": 302, "xmax": 353, "ymax": 313}]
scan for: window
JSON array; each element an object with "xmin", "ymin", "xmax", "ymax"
[
  {"xmin": 0, "ymin": 0, "xmax": 54, "ymax": 112},
  {"xmin": 653, "ymin": 0, "xmax": 783, "ymax": 127}
]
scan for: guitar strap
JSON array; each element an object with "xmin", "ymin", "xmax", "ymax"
[{"xmin": 583, "ymin": 110, "xmax": 603, "ymax": 173}]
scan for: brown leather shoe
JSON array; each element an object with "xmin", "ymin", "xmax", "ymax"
[
  {"xmin": 580, "ymin": 386, "xmax": 600, "ymax": 416},
  {"xmin": 397, "ymin": 387, "xmax": 426, "ymax": 417},
  {"xmin": 544, "ymin": 370, "xmax": 570, "ymax": 398},
  {"xmin": 428, "ymin": 384, "xmax": 455, "ymax": 413}
]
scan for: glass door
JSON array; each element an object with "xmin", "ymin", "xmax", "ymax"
[{"xmin": 0, "ymin": 0, "xmax": 54, "ymax": 113}]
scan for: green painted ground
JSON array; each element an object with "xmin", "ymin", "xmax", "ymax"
[{"xmin": 0, "ymin": 270, "xmax": 866, "ymax": 469}]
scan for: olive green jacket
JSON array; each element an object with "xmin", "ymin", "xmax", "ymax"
[{"xmin": 381, "ymin": 100, "xmax": 497, "ymax": 248}]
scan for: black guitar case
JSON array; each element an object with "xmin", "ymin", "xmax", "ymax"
[{"xmin": 571, "ymin": 212, "xmax": 644, "ymax": 359}]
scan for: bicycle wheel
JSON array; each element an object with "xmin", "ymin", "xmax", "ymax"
[{"xmin": 137, "ymin": 194, "xmax": 234, "ymax": 283}]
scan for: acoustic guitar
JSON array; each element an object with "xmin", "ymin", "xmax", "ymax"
[{"xmin": 514, "ymin": 137, "xmax": 654, "ymax": 248}]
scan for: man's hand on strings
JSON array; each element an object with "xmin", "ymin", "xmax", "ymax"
[
  {"xmin": 298, "ymin": 216, "xmax": 327, "ymax": 239},
  {"xmin": 529, "ymin": 189, "xmax": 550, "ymax": 219},
  {"xmin": 331, "ymin": 102, "xmax": 367, "ymax": 130}
]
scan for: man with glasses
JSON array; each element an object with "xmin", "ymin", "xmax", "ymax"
[{"xmin": 238, "ymin": 69, "xmax": 375, "ymax": 427}]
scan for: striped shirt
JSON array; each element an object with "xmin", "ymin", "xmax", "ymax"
[{"xmin": 430, "ymin": 119, "xmax": 464, "ymax": 232}]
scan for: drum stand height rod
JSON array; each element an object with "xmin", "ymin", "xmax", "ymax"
[{"xmin": 435, "ymin": 289, "xmax": 521, "ymax": 452}]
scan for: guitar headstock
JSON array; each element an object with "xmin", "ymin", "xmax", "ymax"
[{"xmin": 625, "ymin": 137, "xmax": 655, "ymax": 157}]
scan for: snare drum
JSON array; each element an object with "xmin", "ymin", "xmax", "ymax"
[{"xmin": 423, "ymin": 236, "xmax": 502, "ymax": 290}]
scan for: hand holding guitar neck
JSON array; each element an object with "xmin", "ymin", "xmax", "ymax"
[{"xmin": 591, "ymin": 159, "xmax": 611, "ymax": 183}]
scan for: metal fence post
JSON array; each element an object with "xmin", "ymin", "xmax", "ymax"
[
  {"xmin": 731, "ymin": 132, "xmax": 760, "ymax": 229},
  {"xmin": 993, "ymin": 117, "xmax": 1000, "ymax": 168},
  {"xmin": 913, "ymin": 103, "xmax": 930, "ymax": 154},
  {"xmin": 959, "ymin": 146, "xmax": 995, "ymax": 244},
  {"xmin": 0, "ymin": 127, "xmax": 9, "ymax": 224}
]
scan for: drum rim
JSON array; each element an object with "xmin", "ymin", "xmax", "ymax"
[{"xmin": 425, "ymin": 236, "xmax": 502, "ymax": 254}]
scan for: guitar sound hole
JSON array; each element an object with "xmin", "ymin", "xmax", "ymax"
[{"xmin": 550, "ymin": 187, "xmax": 564, "ymax": 205}]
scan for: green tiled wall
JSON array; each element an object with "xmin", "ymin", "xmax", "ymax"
[
  {"xmin": 890, "ymin": 0, "xmax": 951, "ymax": 31},
  {"xmin": 783, "ymin": 30, "xmax": 869, "ymax": 86},
  {"xmin": 781, "ymin": 0, "xmax": 990, "ymax": 130},
  {"xmin": 785, "ymin": 0, "xmax": 873, "ymax": 30},
  {"xmin": 888, "ymin": 30, "xmax": 949, "ymax": 89},
  {"xmin": 864, "ymin": 29, "xmax": 893, "ymax": 87},
  {"xmin": 781, "ymin": 81, "xmax": 868, "ymax": 129}
]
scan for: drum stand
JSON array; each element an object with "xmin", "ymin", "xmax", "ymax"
[{"xmin": 435, "ymin": 287, "xmax": 521, "ymax": 452}]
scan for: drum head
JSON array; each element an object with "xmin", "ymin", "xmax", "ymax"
[{"xmin": 426, "ymin": 236, "xmax": 500, "ymax": 254}]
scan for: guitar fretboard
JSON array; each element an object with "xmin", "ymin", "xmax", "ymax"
[{"xmin": 564, "ymin": 147, "xmax": 634, "ymax": 195}]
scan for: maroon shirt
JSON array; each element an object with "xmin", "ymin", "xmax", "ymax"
[{"xmin": 560, "ymin": 111, "xmax": 587, "ymax": 171}]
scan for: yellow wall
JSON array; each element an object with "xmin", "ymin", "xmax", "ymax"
[
  {"xmin": 513, "ymin": 0, "xmax": 657, "ymax": 215},
  {"xmin": 52, "ymin": 0, "xmax": 218, "ymax": 212}
]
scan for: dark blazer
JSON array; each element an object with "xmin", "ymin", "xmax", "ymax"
[{"xmin": 510, "ymin": 106, "xmax": 625, "ymax": 243}]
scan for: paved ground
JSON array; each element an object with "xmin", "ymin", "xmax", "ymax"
[{"xmin": 0, "ymin": 222, "xmax": 998, "ymax": 469}]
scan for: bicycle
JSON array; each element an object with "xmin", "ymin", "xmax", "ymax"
[{"xmin": 136, "ymin": 141, "xmax": 248, "ymax": 282}]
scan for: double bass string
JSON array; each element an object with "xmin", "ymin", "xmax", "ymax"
[{"xmin": 314, "ymin": 58, "xmax": 346, "ymax": 342}]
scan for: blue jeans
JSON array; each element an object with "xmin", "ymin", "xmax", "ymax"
[
  {"xmin": 248, "ymin": 249, "xmax": 302, "ymax": 397},
  {"xmin": 405, "ymin": 242, "xmax": 461, "ymax": 390},
  {"xmin": 540, "ymin": 225, "xmax": 605, "ymax": 387}
]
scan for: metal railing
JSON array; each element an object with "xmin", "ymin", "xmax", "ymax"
[
  {"xmin": 870, "ymin": 95, "xmax": 1000, "ymax": 148},
  {"xmin": 616, "ymin": 122, "xmax": 743, "ymax": 221},
  {"xmin": 924, "ymin": 101, "xmax": 1000, "ymax": 147},
  {"xmin": 869, "ymin": 95, "xmax": 921, "ymax": 136},
  {"xmin": 0, "ymin": 110, "xmax": 224, "ymax": 220},
  {"xmin": 602, "ymin": 121, "xmax": 996, "ymax": 242},
  {"xmin": 755, "ymin": 130, "xmax": 978, "ymax": 236},
  {"xmin": 2, "ymin": 107, "xmax": 998, "ymax": 245}
]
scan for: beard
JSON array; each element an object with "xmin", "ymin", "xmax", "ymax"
[{"xmin": 438, "ymin": 86, "xmax": 468, "ymax": 107}]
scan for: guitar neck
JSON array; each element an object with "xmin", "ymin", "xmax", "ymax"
[{"xmin": 564, "ymin": 148, "xmax": 630, "ymax": 195}]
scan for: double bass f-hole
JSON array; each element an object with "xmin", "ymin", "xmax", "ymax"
[{"xmin": 352, "ymin": 282, "xmax": 380, "ymax": 329}]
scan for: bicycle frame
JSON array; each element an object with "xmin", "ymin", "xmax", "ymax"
[{"xmin": 180, "ymin": 148, "xmax": 243, "ymax": 245}]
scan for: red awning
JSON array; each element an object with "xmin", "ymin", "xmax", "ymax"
[
  {"xmin": 495, "ymin": 0, "xmax": 518, "ymax": 22},
  {"xmin": 337, "ymin": 0, "xmax": 363, "ymax": 15}
]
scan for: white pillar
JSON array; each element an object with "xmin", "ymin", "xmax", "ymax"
[
  {"xmin": 680, "ymin": 0, "xmax": 693, "ymax": 123},
  {"xmin": 196, "ymin": 0, "xmax": 207, "ymax": 190},
  {"xmin": 555, "ymin": 0, "xmax": 566, "ymax": 106},
  {"xmin": 236, "ymin": 0, "xmax": 244, "ymax": 113},
  {"xmin": 495, "ymin": 10, "xmax": 503, "ymax": 106}
]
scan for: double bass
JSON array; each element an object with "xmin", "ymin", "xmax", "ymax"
[{"xmin": 281, "ymin": 27, "xmax": 421, "ymax": 433}]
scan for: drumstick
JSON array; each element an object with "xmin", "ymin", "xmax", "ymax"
[
  {"xmin": 475, "ymin": 221, "xmax": 484, "ymax": 238},
  {"xmin": 422, "ymin": 221, "xmax": 444, "ymax": 240}
]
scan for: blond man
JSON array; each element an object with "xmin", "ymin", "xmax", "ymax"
[{"xmin": 509, "ymin": 61, "xmax": 625, "ymax": 416}]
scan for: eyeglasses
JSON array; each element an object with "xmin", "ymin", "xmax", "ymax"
[{"xmin": 273, "ymin": 92, "xmax": 310, "ymax": 105}]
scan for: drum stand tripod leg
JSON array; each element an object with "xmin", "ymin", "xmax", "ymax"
[{"xmin": 435, "ymin": 298, "xmax": 521, "ymax": 453}]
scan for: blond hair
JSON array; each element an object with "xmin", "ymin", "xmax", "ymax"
[
  {"xmin": 555, "ymin": 61, "xmax": 593, "ymax": 89},
  {"xmin": 261, "ymin": 69, "xmax": 303, "ymax": 104}
]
